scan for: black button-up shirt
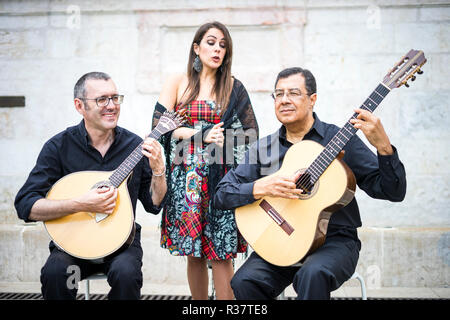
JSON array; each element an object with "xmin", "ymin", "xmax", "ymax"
[
  {"xmin": 214, "ymin": 113, "xmax": 406, "ymax": 228},
  {"xmin": 15, "ymin": 120, "xmax": 163, "ymax": 226}
]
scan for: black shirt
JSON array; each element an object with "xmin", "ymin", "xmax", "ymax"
[
  {"xmin": 14, "ymin": 120, "xmax": 163, "ymax": 227},
  {"xmin": 214, "ymin": 113, "xmax": 407, "ymax": 228}
]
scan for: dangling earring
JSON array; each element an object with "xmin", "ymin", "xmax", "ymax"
[{"xmin": 193, "ymin": 55, "xmax": 202, "ymax": 73}]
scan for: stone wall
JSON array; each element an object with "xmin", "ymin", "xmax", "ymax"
[{"xmin": 0, "ymin": 0, "xmax": 448, "ymax": 290}]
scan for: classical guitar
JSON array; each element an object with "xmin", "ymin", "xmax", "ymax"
[
  {"xmin": 235, "ymin": 49, "xmax": 427, "ymax": 266},
  {"xmin": 44, "ymin": 110, "xmax": 187, "ymax": 261}
]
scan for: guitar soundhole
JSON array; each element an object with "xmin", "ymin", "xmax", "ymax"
[
  {"xmin": 295, "ymin": 170, "xmax": 319, "ymax": 200},
  {"xmin": 92, "ymin": 180, "xmax": 114, "ymax": 190},
  {"xmin": 88, "ymin": 180, "xmax": 115, "ymax": 222}
]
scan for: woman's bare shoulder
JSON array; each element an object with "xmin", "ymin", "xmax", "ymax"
[{"xmin": 159, "ymin": 73, "xmax": 187, "ymax": 110}]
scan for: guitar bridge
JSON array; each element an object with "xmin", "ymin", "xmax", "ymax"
[
  {"xmin": 259, "ymin": 200, "xmax": 294, "ymax": 235},
  {"xmin": 267, "ymin": 208, "xmax": 283, "ymax": 225}
]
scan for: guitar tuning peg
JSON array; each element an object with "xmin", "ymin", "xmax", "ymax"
[
  {"xmin": 417, "ymin": 69, "xmax": 423, "ymax": 74},
  {"xmin": 404, "ymin": 82, "xmax": 410, "ymax": 88},
  {"xmin": 411, "ymin": 75, "xmax": 416, "ymax": 81}
]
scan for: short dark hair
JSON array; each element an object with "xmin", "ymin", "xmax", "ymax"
[
  {"xmin": 74, "ymin": 72, "xmax": 111, "ymax": 99},
  {"xmin": 274, "ymin": 67, "xmax": 317, "ymax": 95}
]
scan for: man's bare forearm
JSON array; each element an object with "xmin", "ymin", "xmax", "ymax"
[
  {"xmin": 150, "ymin": 175, "xmax": 167, "ymax": 207},
  {"xmin": 28, "ymin": 187, "xmax": 117, "ymax": 221},
  {"xmin": 28, "ymin": 198, "xmax": 79, "ymax": 222}
]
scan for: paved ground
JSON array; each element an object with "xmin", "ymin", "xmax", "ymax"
[{"xmin": 0, "ymin": 281, "xmax": 448, "ymax": 299}]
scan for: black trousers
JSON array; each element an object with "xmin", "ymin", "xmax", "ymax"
[
  {"xmin": 40, "ymin": 228, "xmax": 143, "ymax": 300},
  {"xmin": 231, "ymin": 226, "xmax": 361, "ymax": 300}
]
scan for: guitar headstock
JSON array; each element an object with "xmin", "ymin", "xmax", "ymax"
[
  {"xmin": 382, "ymin": 49, "xmax": 427, "ymax": 90},
  {"xmin": 155, "ymin": 108, "xmax": 190, "ymax": 135}
]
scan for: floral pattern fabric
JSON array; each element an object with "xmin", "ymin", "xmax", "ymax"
[{"xmin": 160, "ymin": 100, "xmax": 247, "ymax": 260}]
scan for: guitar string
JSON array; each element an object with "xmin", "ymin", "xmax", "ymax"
[
  {"xmin": 107, "ymin": 116, "xmax": 179, "ymax": 187},
  {"xmin": 294, "ymin": 83, "xmax": 388, "ymax": 192}
]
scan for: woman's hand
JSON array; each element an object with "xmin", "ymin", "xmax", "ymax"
[{"xmin": 204, "ymin": 122, "xmax": 224, "ymax": 147}]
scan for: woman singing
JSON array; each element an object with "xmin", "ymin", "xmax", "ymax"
[{"xmin": 152, "ymin": 21, "xmax": 258, "ymax": 299}]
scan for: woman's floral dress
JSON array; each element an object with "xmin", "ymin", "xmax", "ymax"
[{"xmin": 160, "ymin": 100, "xmax": 248, "ymax": 260}]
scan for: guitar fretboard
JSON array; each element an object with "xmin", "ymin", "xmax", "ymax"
[
  {"xmin": 297, "ymin": 83, "xmax": 391, "ymax": 191},
  {"xmin": 108, "ymin": 128, "xmax": 164, "ymax": 188}
]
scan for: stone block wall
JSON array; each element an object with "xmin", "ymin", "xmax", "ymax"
[{"xmin": 0, "ymin": 0, "xmax": 448, "ymax": 289}]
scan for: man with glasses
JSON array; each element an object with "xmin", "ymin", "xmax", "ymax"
[
  {"xmin": 15, "ymin": 72, "xmax": 167, "ymax": 299},
  {"xmin": 214, "ymin": 67, "xmax": 406, "ymax": 299}
]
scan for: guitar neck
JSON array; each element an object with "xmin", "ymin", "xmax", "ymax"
[
  {"xmin": 299, "ymin": 83, "xmax": 391, "ymax": 189},
  {"xmin": 108, "ymin": 129, "xmax": 162, "ymax": 188}
]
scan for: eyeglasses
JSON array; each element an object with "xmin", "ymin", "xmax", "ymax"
[
  {"xmin": 82, "ymin": 95, "xmax": 124, "ymax": 107},
  {"xmin": 271, "ymin": 89, "xmax": 305, "ymax": 101}
]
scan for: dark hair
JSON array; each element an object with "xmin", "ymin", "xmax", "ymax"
[
  {"xmin": 274, "ymin": 67, "xmax": 317, "ymax": 95},
  {"xmin": 181, "ymin": 21, "xmax": 233, "ymax": 114},
  {"xmin": 74, "ymin": 72, "xmax": 111, "ymax": 99}
]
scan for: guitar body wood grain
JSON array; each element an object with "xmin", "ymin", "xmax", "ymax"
[{"xmin": 44, "ymin": 171, "xmax": 134, "ymax": 260}]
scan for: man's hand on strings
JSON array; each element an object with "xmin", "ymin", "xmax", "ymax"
[{"xmin": 253, "ymin": 170, "xmax": 304, "ymax": 200}]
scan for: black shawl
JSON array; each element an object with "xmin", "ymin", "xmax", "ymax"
[{"xmin": 151, "ymin": 78, "xmax": 259, "ymax": 220}]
